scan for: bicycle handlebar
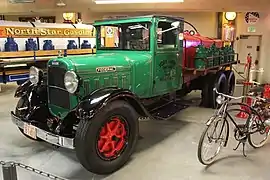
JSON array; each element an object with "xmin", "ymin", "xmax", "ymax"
[{"xmin": 213, "ymin": 88, "xmax": 266, "ymax": 101}]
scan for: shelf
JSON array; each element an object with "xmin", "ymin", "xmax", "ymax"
[
  {"xmin": 5, "ymin": 69, "xmax": 29, "ymax": 75},
  {"xmin": 0, "ymin": 48, "xmax": 95, "ymax": 59}
]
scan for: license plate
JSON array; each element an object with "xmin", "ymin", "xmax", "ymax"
[{"xmin": 23, "ymin": 124, "xmax": 37, "ymax": 139}]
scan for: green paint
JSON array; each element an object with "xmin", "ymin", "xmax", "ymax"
[{"xmin": 47, "ymin": 15, "xmax": 184, "ymax": 118}]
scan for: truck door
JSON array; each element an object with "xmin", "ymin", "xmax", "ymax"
[{"xmin": 153, "ymin": 20, "xmax": 182, "ymax": 96}]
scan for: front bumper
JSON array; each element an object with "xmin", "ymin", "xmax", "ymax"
[{"xmin": 11, "ymin": 111, "xmax": 74, "ymax": 149}]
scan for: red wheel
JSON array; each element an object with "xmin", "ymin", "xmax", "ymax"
[
  {"xmin": 97, "ymin": 116, "xmax": 129, "ymax": 160},
  {"xmin": 75, "ymin": 100, "xmax": 139, "ymax": 175}
]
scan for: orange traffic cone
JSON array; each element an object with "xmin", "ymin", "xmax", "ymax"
[{"xmin": 235, "ymin": 97, "xmax": 252, "ymax": 119}]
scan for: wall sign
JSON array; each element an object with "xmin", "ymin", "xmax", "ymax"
[
  {"xmin": 106, "ymin": 27, "xmax": 114, "ymax": 37},
  {"xmin": 247, "ymin": 26, "xmax": 256, "ymax": 33},
  {"xmin": 245, "ymin": 12, "xmax": 260, "ymax": 25},
  {"xmin": 0, "ymin": 26, "xmax": 93, "ymax": 38}
]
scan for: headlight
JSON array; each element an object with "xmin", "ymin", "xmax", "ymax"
[
  {"xmin": 216, "ymin": 95, "xmax": 225, "ymax": 105},
  {"xmin": 29, "ymin": 66, "xmax": 40, "ymax": 84},
  {"xmin": 64, "ymin": 71, "xmax": 79, "ymax": 93}
]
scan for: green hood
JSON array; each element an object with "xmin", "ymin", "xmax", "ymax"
[
  {"xmin": 47, "ymin": 51, "xmax": 153, "ymax": 119},
  {"xmin": 51, "ymin": 51, "xmax": 152, "ymax": 75}
]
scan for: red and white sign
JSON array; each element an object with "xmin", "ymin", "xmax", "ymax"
[{"xmin": 245, "ymin": 12, "xmax": 260, "ymax": 25}]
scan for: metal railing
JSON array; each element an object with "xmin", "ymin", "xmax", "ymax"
[{"xmin": 1, "ymin": 160, "xmax": 68, "ymax": 180}]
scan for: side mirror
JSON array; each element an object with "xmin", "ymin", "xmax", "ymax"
[
  {"xmin": 171, "ymin": 21, "xmax": 181, "ymax": 28},
  {"xmin": 158, "ymin": 21, "xmax": 181, "ymax": 34}
]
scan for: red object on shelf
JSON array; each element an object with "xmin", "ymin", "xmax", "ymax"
[{"xmin": 183, "ymin": 33, "xmax": 201, "ymax": 68}]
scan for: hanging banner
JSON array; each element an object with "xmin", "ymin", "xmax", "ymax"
[
  {"xmin": 0, "ymin": 26, "xmax": 93, "ymax": 38},
  {"xmin": 245, "ymin": 12, "xmax": 260, "ymax": 25}
]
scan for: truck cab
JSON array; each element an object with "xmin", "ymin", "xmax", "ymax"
[{"xmin": 94, "ymin": 15, "xmax": 184, "ymax": 97}]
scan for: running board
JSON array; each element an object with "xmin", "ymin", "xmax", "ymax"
[{"xmin": 147, "ymin": 99, "xmax": 189, "ymax": 120}]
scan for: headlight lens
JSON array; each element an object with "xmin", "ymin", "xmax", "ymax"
[
  {"xmin": 216, "ymin": 95, "xmax": 225, "ymax": 105},
  {"xmin": 29, "ymin": 66, "xmax": 40, "ymax": 84},
  {"xmin": 64, "ymin": 71, "xmax": 79, "ymax": 93}
]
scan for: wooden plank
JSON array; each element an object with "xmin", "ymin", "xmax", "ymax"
[
  {"xmin": 5, "ymin": 69, "xmax": 29, "ymax": 75},
  {"xmin": 66, "ymin": 49, "xmax": 93, "ymax": 55},
  {"xmin": 0, "ymin": 49, "xmax": 94, "ymax": 59},
  {"xmin": 0, "ymin": 51, "xmax": 34, "ymax": 58}
]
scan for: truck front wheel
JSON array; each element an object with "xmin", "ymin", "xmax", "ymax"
[{"xmin": 75, "ymin": 100, "xmax": 139, "ymax": 175}]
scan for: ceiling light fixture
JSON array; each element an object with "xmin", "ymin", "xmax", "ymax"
[
  {"xmin": 56, "ymin": 0, "xmax": 66, "ymax": 6},
  {"xmin": 225, "ymin": 12, "xmax": 237, "ymax": 21},
  {"xmin": 94, "ymin": 0, "xmax": 183, "ymax": 4}
]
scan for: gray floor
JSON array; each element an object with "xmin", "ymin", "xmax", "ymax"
[{"xmin": 0, "ymin": 84, "xmax": 270, "ymax": 180}]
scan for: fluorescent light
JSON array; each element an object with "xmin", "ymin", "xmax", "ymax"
[{"xmin": 95, "ymin": 0, "xmax": 183, "ymax": 4}]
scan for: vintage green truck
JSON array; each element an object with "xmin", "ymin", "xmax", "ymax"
[{"xmin": 11, "ymin": 15, "xmax": 237, "ymax": 174}]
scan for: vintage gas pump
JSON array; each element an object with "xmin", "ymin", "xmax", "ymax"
[{"xmin": 236, "ymin": 54, "xmax": 256, "ymax": 119}]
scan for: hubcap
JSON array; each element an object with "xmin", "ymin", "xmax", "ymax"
[{"xmin": 97, "ymin": 116, "xmax": 128, "ymax": 160}]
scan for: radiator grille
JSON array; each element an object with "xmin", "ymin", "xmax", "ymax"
[{"xmin": 48, "ymin": 66, "xmax": 70, "ymax": 109}]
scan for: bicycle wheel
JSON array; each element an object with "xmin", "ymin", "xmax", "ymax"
[
  {"xmin": 197, "ymin": 116, "xmax": 229, "ymax": 165},
  {"xmin": 248, "ymin": 113, "xmax": 270, "ymax": 148}
]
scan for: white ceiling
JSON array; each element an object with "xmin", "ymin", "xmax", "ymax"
[{"xmin": 1, "ymin": 0, "xmax": 270, "ymax": 14}]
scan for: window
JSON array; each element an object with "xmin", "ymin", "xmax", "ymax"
[
  {"xmin": 97, "ymin": 22, "xmax": 151, "ymax": 51},
  {"xmin": 157, "ymin": 21, "xmax": 177, "ymax": 49}
]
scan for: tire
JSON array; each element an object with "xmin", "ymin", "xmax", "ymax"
[
  {"xmin": 247, "ymin": 114, "xmax": 269, "ymax": 148},
  {"xmin": 75, "ymin": 100, "xmax": 139, "ymax": 175},
  {"xmin": 15, "ymin": 96, "xmax": 42, "ymax": 141},
  {"xmin": 201, "ymin": 74, "xmax": 215, "ymax": 108},
  {"xmin": 209, "ymin": 72, "xmax": 228, "ymax": 109},
  {"xmin": 224, "ymin": 70, "xmax": 236, "ymax": 96},
  {"xmin": 197, "ymin": 116, "xmax": 229, "ymax": 165}
]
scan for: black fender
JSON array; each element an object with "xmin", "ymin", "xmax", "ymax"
[
  {"xmin": 76, "ymin": 87, "xmax": 149, "ymax": 120},
  {"xmin": 13, "ymin": 79, "xmax": 49, "ymax": 122},
  {"xmin": 14, "ymin": 80, "xmax": 33, "ymax": 98}
]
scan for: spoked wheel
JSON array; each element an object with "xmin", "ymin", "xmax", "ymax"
[
  {"xmin": 97, "ymin": 116, "xmax": 129, "ymax": 160},
  {"xmin": 248, "ymin": 114, "xmax": 270, "ymax": 148},
  {"xmin": 75, "ymin": 100, "xmax": 139, "ymax": 175},
  {"xmin": 197, "ymin": 116, "xmax": 229, "ymax": 165}
]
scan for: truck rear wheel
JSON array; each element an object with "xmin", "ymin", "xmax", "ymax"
[
  {"xmin": 224, "ymin": 70, "xmax": 235, "ymax": 96},
  {"xmin": 208, "ymin": 72, "xmax": 228, "ymax": 109},
  {"xmin": 75, "ymin": 100, "xmax": 139, "ymax": 175},
  {"xmin": 201, "ymin": 73, "xmax": 215, "ymax": 108}
]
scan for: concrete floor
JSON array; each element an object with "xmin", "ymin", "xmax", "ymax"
[{"xmin": 0, "ymin": 84, "xmax": 270, "ymax": 180}]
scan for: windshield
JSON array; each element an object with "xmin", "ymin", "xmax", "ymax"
[{"xmin": 97, "ymin": 22, "xmax": 151, "ymax": 51}]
